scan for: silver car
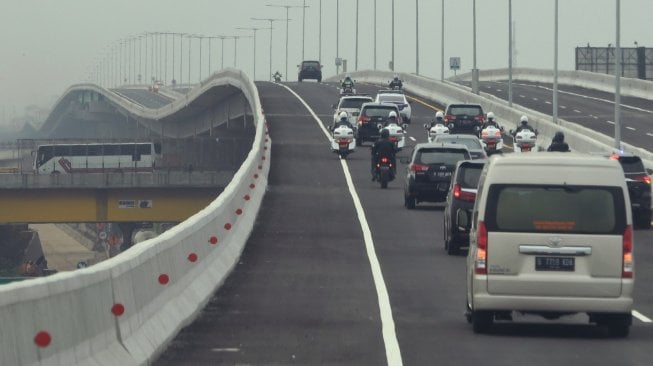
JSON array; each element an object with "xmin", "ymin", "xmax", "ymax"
[{"xmin": 433, "ymin": 134, "xmax": 486, "ymax": 159}]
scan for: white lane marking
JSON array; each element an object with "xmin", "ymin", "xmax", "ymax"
[
  {"xmin": 212, "ymin": 348, "xmax": 240, "ymax": 352},
  {"xmin": 626, "ymin": 126, "xmax": 636, "ymax": 131},
  {"xmin": 560, "ymin": 105, "xmax": 567, "ymax": 109},
  {"xmin": 281, "ymin": 84, "xmax": 404, "ymax": 366},
  {"xmin": 632, "ymin": 310, "xmax": 652, "ymax": 323},
  {"xmin": 514, "ymin": 82, "xmax": 653, "ymax": 115},
  {"xmin": 532, "ymin": 97, "xmax": 539, "ymax": 101},
  {"xmin": 573, "ymin": 109, "xmax": 582, "ymax": 113},
  {"xmin": 545, "ymin": 101, "xmax": 552, "ymax": 105},
  {"xmin": 607, "ymin": 120, "xmax": 615, "ymax": 125},
  {"xmin": 646, "ymin": 133, "xmax": 653, "ymax": 137},
  {"xmin": 496, "ymin": 89, "xmax": 502, "ymax": 92},
  {"xmin": 409, "ymin": 136, "xmax": 417, "ymax": 142},
  {"xmin": 519, "ymin": 94, "xmax": 526, "ymax": 98},
  {"xmin": 593, "ymin": 115, "xmax": 599, "ymax": 119}
]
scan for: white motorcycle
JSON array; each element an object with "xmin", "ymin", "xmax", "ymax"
[
  {"xmin": 512, "ymin": 129, "xmax": 537, "ymax": 153},
  {"xmin": 331, "ymin": 123, "xmax": 356, "ymax": 159},
  {"xmin": 480, "ymin": 125, "xmax": 504, "ymax": 155},
  {"xmin": 379, "ymin": 122, "xmax": 407, "ymax": 151},
  {"xmin": 424, "ymin": 122, "xmax": 450, "ymax": 143}
]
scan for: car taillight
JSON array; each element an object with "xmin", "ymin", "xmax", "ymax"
[
  {"xmin": 623, "ymin": 225, "xmax": 633, "ymax": 278},
  {"xmin": 634, "ymin": 175, "xmax": 652, "ymax": 185},
  {"xmin": 445, "ymin": 114, "xmax": 455, "ymax": 123},
  {"xmin": 380, "ymin": 157, "xmax": 389, "ymax": 163},
  {"xmin": 410, "ymin": 163, "xmax": 429, "ymax": 172},
  {"xmin": 453, "ymin": 183, "xmax": 476, "ymax": 202},
  {"xmin": 475, "ymin": 221, "xmax": 488, "ymax": 275},
  {"xmin": 358, "ymin": 115, "xmax": 370, "ymax": 124},
  {"xmin": 475, "ymin": 115, "xmax": 485, "ymax": 123}
]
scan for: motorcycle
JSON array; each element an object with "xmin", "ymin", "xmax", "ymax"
[
  {"xmin": 425, "ymin": 122, "xmax": 449, "ymax": 142},
  {"xmin": 480, "ymin": 125, "xmax": 504, "ymax": 155},
  {"xmin": 340, "ymin": 85, "xmax": 356, "ymax": 95},
  {"xmin": 512, "ymin": 129, "xmax": 537, "ymax": 153},
  {"xmin": 378, "ymin": 122, "xmax": 407, "ymax": 151},
  {"xmin": 375, "ymin": 155, "xmax": 395, "ymax": 189},
  {"xmin": 330, "ymin": 123, "xmax": 356, "ymax": 159},
  {"xmin": 273, "ymin": 73, "xmax": 282, "ymax": 83}
]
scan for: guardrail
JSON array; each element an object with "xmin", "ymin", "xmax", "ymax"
[
  {"xmin": 331, "ymin": 70, "xmax": 653, "ymax": 168},
  {"xmin": 0, "ymin": 70, "xmax": 270, "ymax": 365}
]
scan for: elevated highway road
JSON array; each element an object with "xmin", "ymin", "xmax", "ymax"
[{"xmin": 155, "ymin": 81, "xmax": 653, "ymax": 365}]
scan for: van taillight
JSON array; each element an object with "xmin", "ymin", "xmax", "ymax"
[
  {"xmin": 634, "ymin": 175, "xmax": 651, "ymax": 185},
  {"xmin": 623, "ymin": 225, "xmax": 633, "ymax": 278},
  {"xmin": 475, "ymin": 221, "xmax": 488, "ymax": 275},
  {"xmin": 410, "ymin": 163, "xmax": 429, "ymax": 172},
  {"xmin": 453, "ymin": 183, "xmax": 476, "ymax": 202}
]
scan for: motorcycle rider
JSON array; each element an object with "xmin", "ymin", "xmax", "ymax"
[
  {"xmin": 333, "ymin": 111, "xmax": 354, "ymax": 130},
  {"xmin": 429, "ymin": 111, "xmax": 445, "ymax": 128},
  {"xmin": 481, "ymin": 112, "xmax": 500, "ymax": 130},
  {"xmin": 371, "ymin": 128, "xmax": 397, "ymax": 181},
  {"xmin": 273, "ymin": 71, "xmax": 282, "ymax": 82},
  {"xmin": 388, "ymin": 75, "xmax": 403, "ymax": 89},
  {"xmin": 547, "ymin": 131, "xmax": 571, "ymax": 152},
  {"xmin": 514, "ymin": 115, "xmax": 535, "ymax": 135},
  {"xmin": 341, "ymin": 74, "xmax": 355, "ymax": 90}
]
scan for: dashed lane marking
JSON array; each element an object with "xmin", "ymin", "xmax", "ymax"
[
  {"xmin": 574, "ymin": 109, "xmax": 582, "ymax": 113},
  {"xmin": 607, "ymin": 120, "xmax": 615, "ymax": 125},
  {"xmin": 545, "ymin": 101, "xmax": 552, "ymax": 105},
  {"xmin": 409, "ymin": 136, "xmax": 417, "ymax": 142},
  {"xmin": 646, "ymin": 133, "xmax": 653, "ymax": 137},
  {"xmin": 519, "ymin": 94, "xmax": 526, "ymax": 98},
  {"xmin": 560, "ymin": 105, "xmax": 567, "ymax": 109},
  {"xmin": 632, "ymin": 310, "xmax": 652, "ymax": 323},
  {"xmin": 626, "ymin": 126, "xmax": 636, "ymax": 131},
  {"xmin": 532, "ymin": 97, "xmax": 539, "ymax": 101}
]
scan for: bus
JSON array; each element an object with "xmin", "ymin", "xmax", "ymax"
[{"xmin": 34, "ymin": 142, "xmax": 161, "ymax": 174}]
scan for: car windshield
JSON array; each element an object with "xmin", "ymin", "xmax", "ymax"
[
  {"xmin": 485, "ymin": 184, "xmax": 626, "ymax": 234},
  {"xmin": 302, "ymin": 61, "xmax": 320, "ymax": 68},
  {"xmin": 363, "ymin": 106, "xmax": 396, "ymax": 117},
  {"xmin": 435, "ymin": 137, "xmax": 482, "ymax": 150},
  {"xmin": 448, "ymin": 106, "xmax": 483, "ymax": 116},
  {"xmin": 341, "ymin": 99, "xmax": 371, "ymax": 109},
  {"xmin": 416, "ymin": 149, "xmax": 468, "ymax": 165},
  {"xmin": 615, "ymin": 156, "xmax": 645, "ymax": 173},
  {"xmin": 458, "ymin": 165, "xmax": 483, "ymax": 188},
  {"xmin": 378, "ymin": 95, "xmax": 405, "ymax": 103}
]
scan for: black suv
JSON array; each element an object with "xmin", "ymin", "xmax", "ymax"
[
  {"xmin": 402, "ymin": 142, "xmax": 471, "ymax": 209},
  {"xmin": 443, "ymin": 159, "xmax": 485, "ymax": 254},
  {"xmin": 610, "ymin": 153, "xmax": 652, "ymax": 229},
  {"xmin": 356, "ymin": 102, "xmax": 402, "ymax": 145},
  {"xmin": 298, "ymin": 60, "xmax": 322, "ymax": 82},
  {"xmin": 444, "ymin": 103, "xmax": 485, "ymax": 135}
]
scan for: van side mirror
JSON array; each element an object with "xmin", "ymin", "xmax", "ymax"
[{"xmin": 456, "ymin": 209, "xmax": 471, "ymax": 231}]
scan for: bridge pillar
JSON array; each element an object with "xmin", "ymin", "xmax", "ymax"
[{"xmin": 118, "ymin": 222, "xmax": 140, "ymax": 251}]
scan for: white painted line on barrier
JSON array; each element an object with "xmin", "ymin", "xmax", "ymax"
[
  {"xmin": 632, "ymin": 310, "xmax": 652, "ymax": 323},
  {"xmin": 280, "ymin": 84, "xmax": 404, "ymax": 366},
  {"xmin": 626, "ymin": 126, "xmax": 636, "ymax": 131},
  {"xmin": 607, "ymin": 120, "xmax": 615, "ymax": 125}
]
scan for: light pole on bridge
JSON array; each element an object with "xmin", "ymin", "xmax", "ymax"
[
  {"xmin": 237, "ymin": 27, "xmax": 266, "ymax": 80},
  {"xmin": 252, "ymin": 17, "xmax": 284, "ymax": 81}
]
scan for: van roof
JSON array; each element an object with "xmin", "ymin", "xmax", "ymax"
[{"xmin": 488, "ymin": 153, "xmax": 620, "ymax": 168}]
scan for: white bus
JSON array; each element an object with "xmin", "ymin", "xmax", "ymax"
[{"xmin": 34, "ymin": 142, "xmax": 161, "ymax": 174}]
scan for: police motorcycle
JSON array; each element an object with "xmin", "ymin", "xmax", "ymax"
[
  {"xmin": 330, "ymin": 111, "xmax": 356, "ymax": 159},
  {"xmin": 424, "ymin": 111, "xmax": 449, "ymax": 142},
  {"xmin": 273, "ymin": 71, "xmax": 282, "ymax": 83},
  {"xmin": 510, "ymin": 116, "xmax": 538, "ymax": 153},
  {"xmin": 377, "ymin": 111, "xmax": 407, "ymax": 151},
  {"xmin": 479, "ymin": 112, "xmax": 504, "ymax": 155},
  {"xmin": 340, "ymin": 76, "xmax": 356, "ymax": 95},
  {"xmin": 388, "ymin": 75, "xmax": 403, "ymax": 91}
]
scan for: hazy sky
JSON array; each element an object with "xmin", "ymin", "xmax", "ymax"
[{"xmin": 1, "ymin": 0, "xmax": 652, "ymax": 119}]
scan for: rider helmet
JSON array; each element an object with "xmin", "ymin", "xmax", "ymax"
[
  {"xmin": 388, "ymin": 111, "xmax": 398, "ymax": 120},
  {"xmin": 520, "ymin": 115, "xmax": 529, "ymax": 126},
  {"xmin": 393, "ymin": 75, "xmax": 399, "ymax": 81},
  {"xmin": 553, "ymin": 131, "xmax": 565, "ymax": 143},
  {"xmin": 381, "ymin": 129, "xmax": 390, "ymax": 139},
  {"xmin": 339, "ymin": 111, "xmax": 348, "ymax": 121},
  {"xmin": 487, "ymin": 112, "xmax": 495, "ymax": 121},
  {"xmin": 435, "ymin": 111, "xmax": 444, "ymax": 120}
]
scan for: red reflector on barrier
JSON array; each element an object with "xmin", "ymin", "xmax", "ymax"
[
  {"xmin": 158, "ymin": 274, "xmax": 170, "ymax": 285},
  {"xmin": 188, "ymin": 253, "xmax": 198, "ymax": 262},
  {"xmin": 224, "ymin": 223, "xmax": 232, "ymax": 230},
  {"xmin": 209, "ymin": 236, "xmax": 218, "ymax": 245},
  {"xmin": 34, "ymin": 331, "xmax": 51, "ymax": 348},
  {"xmin": 111, "ymin": 303, "xmax": 125, "ymax": 316}
]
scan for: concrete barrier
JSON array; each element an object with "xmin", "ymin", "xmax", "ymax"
[
  {"xmin": 0, "ymin": 70, "xmax": 270, "ymax": 366},
  {"xmin": 330, "ymin": 70, "xmax": 653, "ymax": 169}
]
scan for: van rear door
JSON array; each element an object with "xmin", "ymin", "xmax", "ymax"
[{"xmin": 483, "ymin": 184, "xmax": 627, "ymax": 298}]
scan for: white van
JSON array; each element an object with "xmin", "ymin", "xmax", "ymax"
[{"xmin": 463, "ymin": 153, "xmax": 634, "ymax": 336}]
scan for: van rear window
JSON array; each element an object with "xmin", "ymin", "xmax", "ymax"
[{"xmin": 485, "ymin": 184, "xmax": 626, "ymax": 234}]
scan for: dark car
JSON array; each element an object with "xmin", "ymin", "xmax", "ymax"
[
  {"xmin": 402, "ymin": 143, "xmax": 471, "ymax": 209},
  {"xmin": 609, "ymin": 153, "xmax": 652, "ymax": 229},
  {"xmin": 356, "ymin": 102, "xmax": 402, "ymax": 145},
  {"xmin": 444, "ymin": 103, "xmax": 485, "ymax": 135},
  {"xmin": 443, "ymin": 159, "xmax": 486, "ymax": 254},
  {"xmin": 297, "ymin": 60, "xmax": 322, "ymax": 82}
]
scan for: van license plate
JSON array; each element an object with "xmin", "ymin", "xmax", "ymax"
[{"xmin": 535, "ymin": 257, "xmax": 575, "ymax": 271}]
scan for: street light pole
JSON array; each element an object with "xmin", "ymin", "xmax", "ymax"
[
  {"xmin": 615, "ymin": 0, "xmax": 622, "ymax": 149},
  {"xmin": 416, "ymin": 0, "xmax": 419, "ymax": 75},
  {"xmin": 356, "ymin": 0, "xmax": 359, "ymax": 71},
  {"xmin": 374, "ymin": 0, "xmax": 377, "ymax": 70},
  {"xmin": 252, "ymin": 17, "xmax": 284, "ymax": 81},
  {"xmin": 392, "ymin": 0, "xmax": 395, "ymax": 71},
  {"xmin": 508, "ymin": 0, "xmax": 513, "ymax": 107},
  {"xmin": 472, "ymin": 0, "xmax": 479, "ymax": 94},
  {"xmin": 336, "ymin": 0, "xmax": 340, "ymax": 74},
  {"xmin": 441, "ymin": 0, "xmax": 444, "ymax": 81},
  {"xmin": 319, "ymin": 0, "xmax": 322, "ymax": 64},
  {"xmin": 553, "ymin": 0, "xmax": 559, "ymax": 124},
  {"xmin": 237, "ymin": 27, "xmax": 264, "ymax": 80},
  {"xmin": 267, "ymin": 4, "xmax": 306, "ymax": 80}
]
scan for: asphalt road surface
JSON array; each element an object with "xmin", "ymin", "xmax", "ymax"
[
  {"xmin": 155, "ymin": 81, "xmax": 653, "ymax": 366},
  {"xmin": 111, "ymin": 88, "xmax": 173, "ymax": 109}
]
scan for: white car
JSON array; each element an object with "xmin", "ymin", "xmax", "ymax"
[
  {"xmin": 375, "ymin": 92, "xmax": 412, "ymax": 123},
  {"xmin": 332, "ymin": 95, "xmax": 374, "ymax": 127}
]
